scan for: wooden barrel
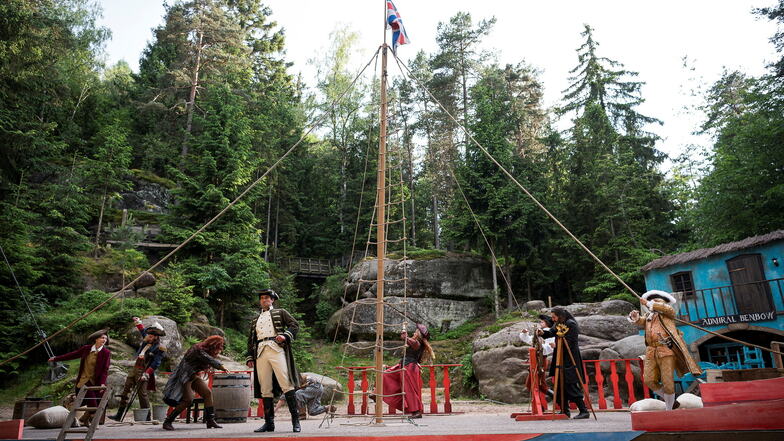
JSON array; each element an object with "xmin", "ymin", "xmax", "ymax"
[{"xmin": 212, "ymin": 373, "xmax": 251, "ymax": 423}]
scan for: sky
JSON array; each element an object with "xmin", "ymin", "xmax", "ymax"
[{"xmin": 97, "ymin": 0, "xmax": 779, "ymax": 162}]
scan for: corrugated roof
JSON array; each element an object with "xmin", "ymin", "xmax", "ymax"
[{"xmin": 641, "ymin": 230, "xmax": 784, "ymax": 271}]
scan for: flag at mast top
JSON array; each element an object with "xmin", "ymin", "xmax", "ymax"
[{"xmin": 386, "ymin": 0, "xmax": 410, "ymax": 53}]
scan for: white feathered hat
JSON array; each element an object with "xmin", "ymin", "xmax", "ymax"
[{"xmin": 642, "ymin": 290, "xmax": 676, "ymax": 305}]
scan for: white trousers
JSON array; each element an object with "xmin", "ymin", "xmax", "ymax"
[{"xmin": 256, "ymin": 345, "xmax": 293, "ymax": 397}]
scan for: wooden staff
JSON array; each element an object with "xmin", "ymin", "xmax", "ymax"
[{"xmin": 560, "ymin": 334, "xmax": 598, "ymax": 421}]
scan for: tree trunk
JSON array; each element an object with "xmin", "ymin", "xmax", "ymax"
[
  {"xmin": 432, "ymin": 195, "xmax": 440, "ymax": 249},
  {"xmin": 273, "ymin": 192, "xmax": 280, "ymax": 259},
  {"xmin": 94, "ymin": 187, "xmax": 108, "ymax": 256},
  {"xmin": 264, "ymin": 184, "xmax": 273, "ymax": 262},
  {"xmin": 181, "ymin": 30, "xmax": 203, "ymax": 161},
  {"xmin": 492, "ymin": 258, "xmax": 499, "ymax": 318}
]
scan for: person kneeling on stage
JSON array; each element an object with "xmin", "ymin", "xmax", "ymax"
[
  {"xmin": 377, "ymin": 323, "xmax": 435, "ymax": 419},
  {"xmin": 538, "ymin": 308, "xmax": 590, "ymax": 419},
  {"xmin": 246, "ymin": 288, "xmax": 302, "ymax": 433},
  {"xmin": 162, "ymin": 335, "xmax": 228, "ymax": 430},
  {"xmin": 110, "ymin": 317, "xmax": 166, "ymax": 421},
  {"xmin": 274, "ymin": 373, "xmax": 337, "ymax": 419},
  {"xmin": 628, "ymin": 290, "xmax": 701, "ymax": 410}
]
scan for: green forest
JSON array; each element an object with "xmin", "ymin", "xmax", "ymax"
[{"xmin": 1, "ymin": 0, "xmax": 783, "ymax": 384}]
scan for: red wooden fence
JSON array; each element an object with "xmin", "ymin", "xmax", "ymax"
[
  {"xmin": 581, "ymin": 358, "xmax": 649, "ymax": 410},
  {"xmin": 337, "ymin": 364, "xmax": 462, "ymax": 415}
]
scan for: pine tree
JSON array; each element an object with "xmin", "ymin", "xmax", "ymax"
[{"xmin": 557, "ymin": 25, "xmax": 670, "ymax": 300}]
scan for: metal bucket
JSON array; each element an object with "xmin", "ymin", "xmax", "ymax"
[
  {"xmin": 212, "ymin": 373, "xmax": 251, "ymax": 423},
  {"xmin": 152, "ymin": 404, "xmax": 169, "ymax": 422},
  {"xmin": 132, "ymin": 408, "xmax": 150, "ymax": 422}
]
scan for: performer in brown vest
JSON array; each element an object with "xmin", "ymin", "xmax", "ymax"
[{"xmin": 49, "ymin": 329, "xmax": 111, "ymax": 426}]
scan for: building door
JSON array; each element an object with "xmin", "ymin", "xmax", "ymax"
[{"xmin": 726, "ymin": 254, "xmax": 774, "ymax": 314}]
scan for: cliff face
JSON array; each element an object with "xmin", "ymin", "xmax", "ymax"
[{"xmin": 328, "ymin": 255, "xmax": 495, "ymax": 340}]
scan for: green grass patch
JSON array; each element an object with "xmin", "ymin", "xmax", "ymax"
[
  {"xmin": 0, "ymin": 359, "xmax": 79, "ymax": 405},
  {"xmin": 431, "ymin": 321, "xmax": 482, "ymax": 341},
  {"xmin": 386, "ymin": 247, "xmax": 447, "ymax": 260}
]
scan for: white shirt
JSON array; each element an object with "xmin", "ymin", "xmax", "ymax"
[
  {"xmin": 255, "ymin": 307, "xmax": 282, "ymax": 354},
  {"xmin": 519, "ymin": 329, "xmax": 555, "ymax": 356},
  {"xmin": 90, "ymin": 345, "xmax": 102, "ymax": 353}
]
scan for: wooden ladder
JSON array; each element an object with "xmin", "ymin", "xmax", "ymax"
[{"xmin": 56, "ymin": 385, "xmax": 109, "ymax": 441}]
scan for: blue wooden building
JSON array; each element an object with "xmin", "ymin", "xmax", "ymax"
[{"xmin": 642, "ymin": 230, "xmax": 784, "ymax": 369}]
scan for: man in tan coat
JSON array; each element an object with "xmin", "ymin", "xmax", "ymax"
[{"xmin": 628, "ymin": 290, "xmax": 702, "ymax": 410}]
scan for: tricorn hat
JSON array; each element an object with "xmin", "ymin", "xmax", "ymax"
[
  {"xmin": 537, "ymin": 314, "xmax": 554, "ymax": 327},
  {"xmin": 145, "ymin": 322, "xmax": 166, "ymax": 337},
  {"xmin": 415, "ymin": 323, "xmax": 430, "ymax": 340},
  {"xmin": 87, "ymin": 329, "xmax": 110, "ymax": 345},
  {"xmin": 255, "ymin": 288, "xmax": 279, "ymax": 300},
  {"xmin": 642, "ymin": 290, "xmax": 676, "ymax": 305}
]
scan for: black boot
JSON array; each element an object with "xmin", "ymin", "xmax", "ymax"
[
  {"xmin": 573, "ymin": 401, "xmax": 590, "ymax": 419},
  {"xmin": 254, "ymin": 398, "xmax": 274, "ymax": 432},
  {"xmin": 163, "ymin": 403, "xmax": 187, "ymax": 431},
  {"xmin": 204, "ymin": 406, "xmax": 222, "ymax": 429},
  {"xmin": 108, "ymin": 402, "xmax": 127, "ymax": 422},
  {"xmin": 162, "ymin": 411, "xmax": 177, "ymax": 431},
  {"xmin": 285, "ymin": 390, "xmax": 301, "ymax": 433}
]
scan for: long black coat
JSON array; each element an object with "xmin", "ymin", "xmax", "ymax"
[
  {"xmin": 541, "ymin": 318, "xmax": 584, "ymax": 385},
  {"xmin": 162, "ymin": 346, "xmax": 224, "ymax": 406},
  {"xmin": 246, "ymin": 307, "xmax": 300, "ymax": 398}
]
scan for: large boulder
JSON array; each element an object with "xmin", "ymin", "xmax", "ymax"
[
  {"xmin": 345, "ymin": 255, "xmax": 495, "ymax": 300},
  {"xmin": 134, "ymin": 286, "xmax": 157, "ymax": 301},
  {"xmin": 471, "ymin": 321, "xmax": 537, "ymax": 403},
  {"xmin": 559, "ymin": 300, "xmax": 635, "ymax": 317},
  {"xmin": 327, "ymin": 296, "xmax": 485, "ymax": 340},
  {"xmin": 576, "ymin": 315, "xmax": 638, "ymax": 341},
  {"xmin": 118, "ymin": 180, "xmax": 172, "ymax": 214},
  {"xmin": 523, "ymin": 300, "xmax": 546, "ymax": 311},
  {"xmin": 123, "ymin": 315, "xmax": 183, "ymax": 362},
  {"xmin": 180, "ymin": 322, "xmax": 225, "ymax": 341},
  {"xmin": 610, "ymin": 335, "xmax": 645, "ymax": 359},
  {"xmin": 133, "ymin": 271, "xmax": 156, "ymax": 289}
]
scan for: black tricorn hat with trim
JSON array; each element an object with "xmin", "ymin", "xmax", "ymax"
[{"xmin": 255, "ymin": 288, "xmax": 279, "ymax": 300}]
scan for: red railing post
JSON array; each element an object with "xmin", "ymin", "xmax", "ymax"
[
  {"xmin": 594, "ymin": 361, "xmax": 607, "ymax": 409},
  {"xmin": 346, "ymin": 369, "xmax": 355, "ymax": 415},
  {"xmin": 624, "ymin": 360, "xmax": 636, "ymax": 405},
  {"xmin": 609, "ymin": 361, "xmax": 621, "ymax": 409},
  {"xmin": 361, "ymin": 369, "xmax": 369, "ymax": 415},
  {"xmin": 429, "ymin": 365, "xmax": 437, "ymax": 414},
  {"xmin": 390, "ymin": 365, "xmax": 398, "ymax": 415},
  {"xmin": 442, "ymin": 365, "xmax": 452, "ymax": 413}
]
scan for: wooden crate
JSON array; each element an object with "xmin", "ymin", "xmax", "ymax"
[{"xmin": 12, "ymin": 399, "xmax": 52, "ymax": 423}]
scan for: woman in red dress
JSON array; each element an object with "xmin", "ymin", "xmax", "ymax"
[{"xmin": 382, "ymin": 323, "xmax": 435, "ymax": 418}]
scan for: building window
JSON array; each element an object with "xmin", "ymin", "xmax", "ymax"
[{"xmin": 670, "ymin": 271, "xmax": 695, "ymax": 296}]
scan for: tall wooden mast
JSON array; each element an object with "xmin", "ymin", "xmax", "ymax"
[{"xmin": 374, "ymin": 42, "xmax": 388, "ymax": 424}]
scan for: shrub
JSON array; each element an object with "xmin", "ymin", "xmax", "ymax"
[
  {"xmin": 157, "ymin": 271, "xmax": 196, "ymax": 323},
  {"xmin": 605, "ymin": 292, "xmax": 638, "ymax": 305}
]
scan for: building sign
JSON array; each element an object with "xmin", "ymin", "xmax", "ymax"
[{"xmin": 699, "ymin": 311, "xmax": 777, "ymax": 327}]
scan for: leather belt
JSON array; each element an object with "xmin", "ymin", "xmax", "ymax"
[{"xmin": 259, "ymin": 336, "xmax": 277, "ymax": 342}]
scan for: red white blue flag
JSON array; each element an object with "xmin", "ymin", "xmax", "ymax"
[{"xmin": 386, "ymin": 1, "xmax": 410, "ymax": 53}]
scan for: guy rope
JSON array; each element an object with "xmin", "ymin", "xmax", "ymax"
[{"xmin": 390, "ymin": 49, "xmax": 784, "ymax": 358}]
